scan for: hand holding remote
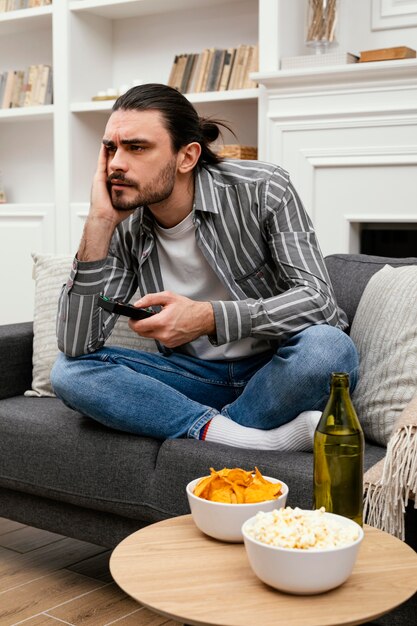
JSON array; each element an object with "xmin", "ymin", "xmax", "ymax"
[
  {"xmin": 98, "ymin": 295, "xmax": 155, "ymax": 320},
  {"xmin": 128, "ymin": 291, "xmax": 215, "ymax": 348}
]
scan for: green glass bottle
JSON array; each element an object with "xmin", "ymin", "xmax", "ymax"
[{"xmin": 313, "ymin": 372, "xmax": 364, "ymax": 526}]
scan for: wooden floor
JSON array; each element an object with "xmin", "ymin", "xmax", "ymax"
[{"xmin": 0, "ymin": 517, "xmax": 181, "ymax": 626}]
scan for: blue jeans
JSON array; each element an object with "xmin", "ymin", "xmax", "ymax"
[{"xmin": 51, "ymin": 325, "xmax": 358, "ymax": 440}]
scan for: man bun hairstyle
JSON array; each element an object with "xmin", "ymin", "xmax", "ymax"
[{"xmin": 112, "ymin": 83, "xmax": 234, "ymax": 166}]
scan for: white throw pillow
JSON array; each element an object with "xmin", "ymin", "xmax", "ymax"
[
  {"xmin": 25, "ymin": 252, "xmax": 157, "ymax": 397},
  {"xmin": 350, "ymin": 264, "xmax": 417, "ymax": 446}
]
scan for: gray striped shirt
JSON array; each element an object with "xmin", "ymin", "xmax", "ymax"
[{"xmin": 57, "ymin": 159, "xmax": 348, "ymax": 357}]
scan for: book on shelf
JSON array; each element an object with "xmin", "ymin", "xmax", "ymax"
[
  {"xmin": 242, "ymin": 44, "xmax": 259, "ymax": 88},
  {"xmin": 10, "ymin": 69, "xmax": 24, "ymax": 107},
  {"xmin": 228, "ymin": 44, "xmax": 247, "ymax": 90},
  {"xmin": 180, "ymin": 53, "xmax": 198, "ymax": 94},
  {"xmin": 0, "ymin": 0, "xmax": 52, "ymax": 12},
  {"xmin": 0, "ymin": 64, "xmax": 52, "ymax": 108},
  {"xmin": 200, "ymin": 47, "xmax": 215, "ymax": 92},
  {"xmin": 359, "ymin": 46, "xmax": 416, "ymax": 63},
  {"xmin": 166, "ymin": 44, "xmax": 258, "ymax": 94},
  {"xmin": 218, "ymin": 48, "xmax": 236, "ymax": 91},
  {"xmin": 171, "ymin": 54, "xmax": 187, "ymax": 92},
  {"xmin": 206, "ymin": 48, "xmax": 227, "ymax": 92},
  {"xmin": 281, "ymin": 52, "xmax": 359, "ymax": 70},
  {"xmin": 191, "ymin": 48, "xmax": 211, "ymax": 93},
  {"xmin": 0, "ymin": 70, "xmax": 16, "ymax": 108},
  {"xmin": 35, "ymin": 64, "xmax": 52, "ymax": 105}
]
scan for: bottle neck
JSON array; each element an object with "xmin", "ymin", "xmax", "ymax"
[
  {"xmin": 330, "ymin": 372, "xmax": 350, "ymax": 389},
  {"xmin": 319, "ymin": 372, "xmax": 363, "ymax": 432},
  {"xmin": 329, "ymin": 373, "xmax": 351, "ymax": 408}
]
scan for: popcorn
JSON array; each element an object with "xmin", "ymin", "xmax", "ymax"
[{"xmin": 246, "ymin": 506, "xmax": 360, "ymax": 550}]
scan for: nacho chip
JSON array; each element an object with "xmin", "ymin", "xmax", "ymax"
[
  {"xmin": 193, "ymin": 474, "xmax": 213, "ymax": 498},
  {"xmin": 244, "ymin": 482, "xmax": 282, "ymax": 503},
  {"xmin": 193, "ymin": 467, "xmax": 282, "ymax": 504}
]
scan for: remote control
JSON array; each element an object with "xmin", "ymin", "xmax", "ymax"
[{"xmin": 98, "ymin": 295, "xmax": 155, "ymax": 320}]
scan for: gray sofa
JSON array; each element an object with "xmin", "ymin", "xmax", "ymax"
[{"xmin": 0, "ymin": 253, "xmax": 416, "ymax": 625}]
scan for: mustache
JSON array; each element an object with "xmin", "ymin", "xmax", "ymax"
[{"xmin": 107, "ymin": 173, "xmax": 138, "ymax": 187}]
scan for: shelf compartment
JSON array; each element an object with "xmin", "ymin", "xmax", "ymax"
[{"xmin": 0, "ymin": 5, "xmax": 52, "ymax": 36}]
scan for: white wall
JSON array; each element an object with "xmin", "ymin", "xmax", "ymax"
[
  {"xmin": 341, "ymin": 0, "xmax": 417, "ymax": 53},
  {"xmin": 276, "ymin": 0, "xmax": 417, "ymax": 59}
]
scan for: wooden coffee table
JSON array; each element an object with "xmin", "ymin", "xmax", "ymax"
[{"xmin": 110, "ymin": 514, "xmax": 417, "ymax": 626}]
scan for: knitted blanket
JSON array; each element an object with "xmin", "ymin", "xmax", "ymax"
[{"xmin": 364, "ymin": 392, "xmax": 417, "ymax": 539}]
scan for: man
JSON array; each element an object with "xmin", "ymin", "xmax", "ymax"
[{"xmin": 51, "ymin": 83, "xmax": 358, "ymax": 450}]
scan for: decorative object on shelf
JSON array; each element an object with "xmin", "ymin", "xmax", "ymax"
[
  {"xmin": 216, "ymin": 145, "xmax": 258, "ymax": 160},
  {"xmin": 92, "ymin": 91, "xmax": 118, "ymax": 102},
  {"xmin": 359, "ymin": 46, "xmax": 416, "ymax": 63},
  {"xmin": 167, "ymin": 44, "xmax": 258, "ymax": 94},
  {"xmin": 281, "ymin": 51, "xmax": 358, "ymax": 70},
  {"xmin": 306, "ymin": 0, "xmax": 338, "ymax": 55},
  {"xmin": 91, "ymin": 79, "xmax": 143, "ymax": 102}
]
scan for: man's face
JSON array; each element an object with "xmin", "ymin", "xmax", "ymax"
[{"xmin": 103, "ymin": 109, "xmax": 178, "ymax": 212}]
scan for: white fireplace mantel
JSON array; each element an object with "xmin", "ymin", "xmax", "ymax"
[
  {"xmin": 253, "ymin": 58, "xmax": 417, "ymax": 93},
  {"xmin": 254, "ymin": 59, "xmax": 417, "ymax": 256}
]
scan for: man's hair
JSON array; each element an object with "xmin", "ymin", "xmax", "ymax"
[{"xmin": 112, "ymin": 83, "xmax": 233, "ymax": 166}]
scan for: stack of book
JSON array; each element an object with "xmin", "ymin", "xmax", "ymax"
[
  {"xmin": 0, "ymin": 0, "xmax": 52, "ymax": 11},
  {"xmin": 167, "ymin": 44, "xmax": 258, "ymax": 94},
  {"xmin": 0, "ymin": 65, "xmax": 53, "ymax": 108}
]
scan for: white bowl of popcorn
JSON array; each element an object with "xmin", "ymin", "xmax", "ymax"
[{"xmin": 242, "ymin": 507, "xmax": 364, "ymax": 594}]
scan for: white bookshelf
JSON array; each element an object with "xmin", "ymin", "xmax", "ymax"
[
  {"xmin": 0, "ymin": 0, "xmax": 269, "ymax": 323},
  {"xmin": 66, "ymin": 0, "xmax": 262, "ymax": 210}
]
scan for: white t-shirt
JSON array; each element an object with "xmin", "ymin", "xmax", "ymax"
[{"xmin": 154, "ymin": 212, "xmax": 271, "ymax": 360}]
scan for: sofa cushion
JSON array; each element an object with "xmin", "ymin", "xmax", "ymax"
[
  {"xmin": 27, "ymin": 253, "xmax": 157, "ymax": 397},
  {"xmin": 350, "ymin": 265, "xmax": 417, "ymax": 446},
  {"xmin": 0, "ymin": 396, "xmax": 164, "ymax": 522},
  {"xmin": 325, "ymin": 254, "xmax": 417, "ymax": 326},
  {"xmin": 0, "ymin": 396, "xmax": 386, "ymax": 519}
]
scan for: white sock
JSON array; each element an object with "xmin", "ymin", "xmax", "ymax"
[{"xmin": 202, "ymin": 411, "xmax": 321, "ymax": 451}]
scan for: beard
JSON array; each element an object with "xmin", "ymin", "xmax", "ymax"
[{"xmin": 108, "ymin": 158, "xmax": 177, "ymax": 212}]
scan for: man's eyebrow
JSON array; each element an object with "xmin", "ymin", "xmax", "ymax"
[{"xmin": 102, "ymin": 138, "xmax": 151, "ymax": 147}]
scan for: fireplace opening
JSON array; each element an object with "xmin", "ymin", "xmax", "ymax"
[{"xmin": 360, "ymin": 223, "xmax": 417, "ymax": 258}]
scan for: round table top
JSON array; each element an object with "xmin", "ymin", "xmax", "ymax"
[{"xmin": 110, "ymin": 514, "xmax": 417, "ymax": 626}]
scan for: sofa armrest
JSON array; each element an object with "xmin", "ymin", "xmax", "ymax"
[
  {"xmin": 325, "ymin": 254, "xmax": 417, "ymax": 327},
  {"xmin": 0, "ymin": 323, "xmax": 33, "ymax": 399}
]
